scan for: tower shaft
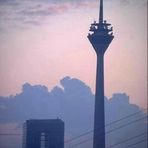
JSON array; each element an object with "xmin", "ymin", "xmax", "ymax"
[
  {"xmin": 88, "ymin": 0, "xmax": 114, "ymax": 148},
  {"xmin": 93, "ymin": 54, "xmax": 105, "ymax": 148}
]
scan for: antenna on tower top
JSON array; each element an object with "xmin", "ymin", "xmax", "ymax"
[{"xmin": 99, "ymin": 0, "xmax": 103, "ymax": 23}]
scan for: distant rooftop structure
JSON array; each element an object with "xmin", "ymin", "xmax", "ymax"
[{"xmin": 23, "ymin": 119, "xmax": 64, "ymax": 148}]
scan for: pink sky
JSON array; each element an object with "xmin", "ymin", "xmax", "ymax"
[{"xmin": 0, "ymin": 0, "xmax": 147, "ymax": 108}]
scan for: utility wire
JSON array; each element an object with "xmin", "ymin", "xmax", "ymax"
[
  {"xmin": 106, "ymin": 132, "xmax": 147, "ymax": 148},
  {"xmin": 105, "ymin": 109, "xmax": 147, "ymax": 127},
  {"xmin": 67, "ymin": 116, "xmax": 147, "ymax": 148},
  {"xmin": 46, "ymin": 109, "xmax": 148, "ymax": 148},
  {"xmin": 125, "ymin": 139, "xmax": 147, "ymax": 148},
  {"xmin": 68, "ymin": 137, "xmax": 92, "ymax": 148},
  {"xmin": 68, "ymin": 132, "xmax": 147, "ymax": 148},
  {"xmin": 65, "ymin": 109, "xmax": 147, "ymax": 143},
  {"xmin": 0, "ymin": 109, "xmax": 147, "ymax": 140},
  {"xmin": 0, "ymin": 109, "xmax": 147, "ymax": 148},
  {"xmin": 68, "ymin": 133, "xmax": 147, "ymax": 148},
  {"xmin": 106, "ymin": 116, "xmax": 147, "ymax": 135},
  {"xmin": 64, "ymin": 130, "xmax": 93, "ymax": 143},
  {"xmin": 0, "ymin": 133, "xmax": 21, "ymax": 136},
  {"xmin": 0, "ymin": 110, "xmax": 146, "ymax": 148}
]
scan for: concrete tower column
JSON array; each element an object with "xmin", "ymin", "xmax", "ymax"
[
  {"xmin": 88, "ymin": 0, "xmax": 114, "ymax": 148},
  {"xmin": 93, "ymin": 54, "xmax": 105, "ymax": 148}
]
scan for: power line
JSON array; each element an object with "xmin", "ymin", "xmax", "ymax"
[
  {"xmin": 0, "ymin": 109, "xmax": 147, "ymax": 148},
  {"xmin": 106, "ymin": 116, "xmax": 147, "ymax": 135},
  {"xmin": 65, "ymin": 109, "xmax": 147, "ymax": 147},
  {"xmin": 0, "ymin": 109, "xmax": 146, "ymax": 141},
  {"xmin": 68, "ymin": 131, "xmax": 147, "ymax": 148},
  {"xmin": 64, "ymin": 130, "xmax": 93, "ymax": 143},
  {"xmin": 106, "ymin": 132, "xmax": 147, "ymax": 148},
  {"xmin": 0, "ymin": 111, "xmax": 146, "ymax": 148},
  {"xmin": 68, "ymin": 132, "xmax": 147, "ymax": 148},
  {"xmin": 125, "ymin": 139, "xmax": 147, "ymax": 148},
  {"xmin": 65, "ymin": 109, "xmax": 147, "ymax": 143},
  {"xmin": 67, "ymin": 116, "xmax": 147, "ymax": 148},
  {"xmin": 105, "ymin": 109, "xmax": 147, "ymax": 127},
  {"xmin": 0, "ymin": 134, "xmax": 21, "ymax": 136},
  {"xmin": 68, "ymin": 137, "xmax": 92, "ymax": 148},
  {"xmin": 50, "ymin": 108, "xmax": 148, "ymax": 148}
]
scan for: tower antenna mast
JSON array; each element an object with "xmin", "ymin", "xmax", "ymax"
[{"xmin": 99, "ymin": 0, "xmax": 103, "ymax": 23}]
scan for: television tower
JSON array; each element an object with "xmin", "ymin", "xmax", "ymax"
[{"xmin": 88, "ymin": 0, "xmax": 114, "ymax": 148}]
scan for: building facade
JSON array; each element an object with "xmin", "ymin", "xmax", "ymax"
[{"xmin": 23, "ymin": 119, "xmax": 64, "ymax": 148}]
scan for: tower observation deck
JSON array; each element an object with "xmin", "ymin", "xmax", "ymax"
[{"xmin": 87, "ymin": 0, "xmax": 114, "ymax": 148}]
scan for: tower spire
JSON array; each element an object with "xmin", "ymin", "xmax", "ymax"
[
  {"xmin": 99, "ymin": 0, "xmax": 103, "ymax": 23},
  {"xmin": 88, "ymin": 1, "xmax": 114, "ymax": 148}
]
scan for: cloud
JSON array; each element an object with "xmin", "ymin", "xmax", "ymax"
[
  {"xmin": 119, "ymin": 0, "xmax": 147, "ymax": 6},
  {"xmin": 0, "ymin": 76, "xmax": 147, "ymax": 148},
  {"xmin": 20, "ymin": 3, "xmax": 70, "ymax": 17},
  {"xmin": 0, "ymin": 0, "xmax": 146, "ymax": 31},
  {"xmin": 0, "ymin": 0, "xmax": 97, "ymax": 30},
  {"xmin": 0, "ymin": 0, "xmax": 19, "ymax": 5}
]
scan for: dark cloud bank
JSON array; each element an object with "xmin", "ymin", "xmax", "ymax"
[{"xmin": 0, "ymin": 76, "xmax": 147, "ymax": 148}]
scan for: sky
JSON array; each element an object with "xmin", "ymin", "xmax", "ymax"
[{"xmin": 0, "ymin": 0, "xmax": 147, "ymax": 108}]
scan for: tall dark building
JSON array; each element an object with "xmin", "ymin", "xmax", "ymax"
[
  {"xmin": 23, "ymin": 119, "xmax": 64, "ymax": 148},
  {"xmin": 88, "ymin": 0, "xmax": 114, "ymax": 148}
]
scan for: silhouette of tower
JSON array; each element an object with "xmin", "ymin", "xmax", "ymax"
[{"xmin": 88, "ymin": 0, "xmax": 114, "ymax": 148}]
